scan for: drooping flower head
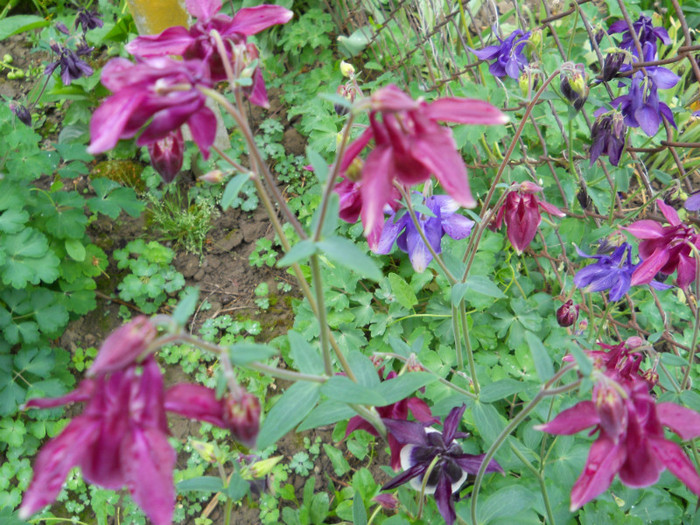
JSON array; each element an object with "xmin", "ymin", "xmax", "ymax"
[
  {"xmin": 87, "ymin": 57, "xmax": 216, "ymax": 158},
  {"xmin": 556, "ymin": 300, "xmax": 580, "ymax": 327},
  {"xmin": 608, "ymin": 14, "xmax": 671, "ymax": 57},
  {"xmin": 374, "ymin": 194, "xmax": 475, "ymax": 272},
  {"xmin": 538, "ymin": 340, "xmax": 700, "ymax": 511},
  {"xmin": 470, "ymin": 29, "xmax": 531, "ymax": 79},
  {"xmin": 45, "ymin": 40, "xmax": 93, "ymax": 86},
  {"xmin": 625, "ymin": 199, "xmax": 700, "ymax": 288},
  {"xmin": 148, "ymin": 129, "xmax": 185, "ymax": 183},
  {"xmin": 75, "ymin": 8, "xmax": 104, "ymax": 33},
  {"xmin": 560, "ymin": 63, "xmax": 589, "ymax": 112},
  {"xmin": 125, "ymin": 0, "xmax": 293, "ymax": 108},
  {"xmin": 20, "ymin": 320, "xmax": 260, "ymax": 524},
  {"xmin": 381, "ymin": 405, "xmax": 503, "ymax": 525},
  {"xmin": 590, "ymin": 110, "xmax": 627, "ymax": 166},
  {"xmin": 491, "ymin": 181, "xmax": 565, "ymax": 254},
  {"xmin": 341, "ymin": 85, "xmax": 507, "ymax": 247}
]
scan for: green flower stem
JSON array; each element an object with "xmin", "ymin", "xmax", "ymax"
[
  {"xmin": 509, "ymin": 443, "xmax": 556, "ymax": 525},
  {"xmin": 452, "ymin": 305, "xmax": 465, "ymax": 372},
  {"xmin": 594, "ymin": 299, "xmax": 614, "ymax": 342},
  {"xmin": 417, "ymin": 455, "xmax": 442, "ymax": 520},
  {"xmin": 682, "ymin": 244, "xmax": 700, "ymax": 389},
  {"xmin": 351, "ymin": 404, "xmax": 387, "ymax": 439},
  {"xmin": 470, "ymin": 364, "xmax": 579, "ymax": 525},
  {"xmin": 458, "ymin": 302, "xmax": 479, "ymax": 394},
  {"xmin": 313, "ymin": 112, "xmax": 355, "ymax": 242},
  {"xmin": 224, "ymin": 497, "xmax": 233, "ymax": 525},
  {"xmin": 373, "ymin": 352, "xmax": 478, "ymax": 400},
  {"xmin": 311, "ymin": 255, "xmax": 333, "ymax": 376}
]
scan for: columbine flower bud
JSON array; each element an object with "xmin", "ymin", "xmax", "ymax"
[
  {"xmin": 191, "ymin": 440, "xmax": 217, "ymax": 462},
  {"xmin": 223, "ymin": 390, "xmax": 261, "ymax": 448},
  {"xmin": 345, "ymin": 157, "xmax": 363, "ymax": 182},
  {"xmin": 600, "ymin": 52, "xmax": 625, "ymax": 82},
  {"xmin": 199, "ymin": 169, "xmax": 225, "ymax": 184},
  {"xmin": 589, "ymin": 111, "xmax": 627, "ymax": 166},
  {"xmin": 56, "ymin": 22, "xmax": 70, "ymax": 35},
  {"xmin": 625, "ymin": 336, "xmax": 643, "ymax": 349},
  {"xmin": 560, "ymin": 66, "xmax": 589, "ymax": 111},
  {"xmin": 9, "ymin": 101, "xmax": 31, "ymax": 127},
  {"xmin": 340, "ymin": 60, "xmax": 355, "ymax": 77},
  {"xmin": 556, "ymin": 300, "xmax": 580, "ymax": 327},
  {"xmin": 529, "ymin": 28, "xmax": 542, "ymax": 50},
  {"xmin": 148, "ymin": 129, "xmax": 184, "ymax": 183},
  {"xmin": 373, "ymin": 493, "xmax": 399, "ymax": 511},
  {"xmin": 88, "ymin": 316, "xmax": 157, "ymax": 376},
  {"xmin": 594, "ymin": 29, "xmax": 605, "ymax": 45}
]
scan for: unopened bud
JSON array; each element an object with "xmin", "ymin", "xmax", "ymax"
[
  {"xmin": 9, "ymin": 101, "xmax": 31, "ymax": 127},
  {"xmin": 529, "ymin": 28, "xmax": 542, "ymax": 50},
  {"xmin": 340, "ymin": 60, "xmax": 355, "ymax": 78},
  {"xmin": 600, "ymin": 52, "xmax": 625, "ymax": 82},
  {"xmin": 641, "ymin": 368, "xmax": 659, "ymax": 388},
  {"xmin": 625, "ymin": 336, "xmax": 643, "ymax": 349},
  {"xmin": 519, "ymin": 181, "xmax": 543, "ymax": 194},
  {"xmin": 191, "ymin": 440, "xmax": 217, "ymax": 462},
  {"xmin": 594, "ymin": 29, "xmax": 605, "ymax": 45},
  {"xmin": 405, "ymin": 353, "xmax": 426, "ymax": 373},
  {"xmin": 373, "ymin": 493, "xmax": 399, "ymax": 511},
  {"xmin": 3, "ymin": 54, "xmax": 12, "ymax": 64},
  {"xmin": 88, "ymin": 316, "xmax": 157, "ymax": 376},
  {"xmin": 245, "ymin": 455, "xmax": 283, "ymax": 479},
  {"xmin": 199, "ymin": 169, "xmax": 225, "ymax": 184},
  {"xmin": 223, "ymin": 390, "xmax": 261, "ymax": 448},
  {"xmin": 556, "ymin": 300, "xmax": 580, "ymax": 327},
  {"xmin": 148, "ymin": 129, "xmax": 184, "ymax": 183},
  {"xmin": 345, "ymin": 157, "xmax": 363, "ymax": 182},
  {"xmin": 56, "ymin": 21, "xmax": 70, "ymax": 35},
  {"xmin": 560, "ymin": 66, "xmax": 589, "ymax": 112}
]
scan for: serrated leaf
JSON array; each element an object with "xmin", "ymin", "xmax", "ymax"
[
  {"xmin": 228, "ymin": 342, "xmax": 278, "ymax": 365},
  {"xmin": 257, "ymin": 382, "xmax": 321, "ymax": 450},
  {"xmin": 387, "ymin": 273, "xmax": 417, "ymax": 309},
  {"xmin": 316, "ymin": 236, "xmax": 382, "ymax": 282},
  {"xmin": 1, "ymin": 228, "xmax": 60, "ymax": 287},
  {"xmin": 0, "ymin": 208, "xmax": 29, "ymax": 233},
  {"xmin": 88, "ymin": 178, "xmax": 144, "ymax": 218},
  {"xmin": 221, "ymin": 172, "xmax": 251, "ymax": 210}
]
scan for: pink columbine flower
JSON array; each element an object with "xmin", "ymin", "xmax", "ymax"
[
  {"xmin": 492, "ymin": 181, "xmax": 565, "ymax": 253},
  {"xmin": 87, "ymin": 57, "xmax": 216, "ymax": 158},
  {"xmin": 626, "ymin": 199, "xmax": 700, "ymax": 288},
  {"xmin": 21, "ymin": 332, "xmax": 257, "ymax": 524},
  {"xmin": 125, "ymin": 0, "xmax": 293, "ymax": 108},
  {"xmin": 148, "ymin": 129, "xmax": 185, "ymax": 183},
  {"xmin": 339, "ymin": 84, "xmax": 507, "ymax": 248},
  {"xmin": 537, "ymin": 341, "xmax": 700, "ymax": 511}
]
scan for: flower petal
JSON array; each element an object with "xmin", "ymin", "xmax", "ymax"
[
  {"xmin": 623, "ymin": 220, "xmax": 666, "ymax": 239},
  {"xmin": 381, "ymin": 460, "xmax": 428, "ymax": 491},
  {"xmin": 442, "ymin": 405, "xmax": 466, "ymax": 444},
  {"xmin": 186, "ymin": 106, "xmax": 218, "ymax": 159},
  {"xmin": 360, "ymin": 146, "xmax": 396, "ymax": 248},
  {"xmin": 125, "ymin": 27, "xmax": 194, "ymax": 57},
  {"xmin": 164, "ymin": 383, "xmax": 227, "ymax": 427},
  {"xmin": 657, "ymin": 199, "xmax": 681, "ymax": 226},
  {"xmin": 383, "ymin": 418, "xmax": 428, "ymax": 446},
  {"xmin": 649, "ymin": 437, "xmax": 700, "ymax": 496},
  {"xmin": 228, "ymin": 5, "xmax": 294, "ymax": 36},
  {"xmin": 657, "ymin": 402, "xmax": 700, "ymax": 440},
  {"xmin": 535, "ymin": 401, "xmax": 599, "ymax": 435},
  {"xmin": 434, "ymin": 474, "xmax": 457, "ymax": 525},
  {"xmin": 630, "ymin": 247, "xmax": 670, "ymax": 285},
  {"xmin": 185, "ymin": 0, "xmax": 221, "ymax": 19},
  {"xmin": 87, "ymin": 90, "xmax": 148, "ymax": 154},
  {"xmin": 426, "ymin": 98, "xmax": 507, "ymax": 125},
  {"xmin": 570, "ymin": 435, "xmax": 626, "ymax": 511},
  {"xmin": 23, "ymin": 379, "xmax": 96, "ymax": 410}
]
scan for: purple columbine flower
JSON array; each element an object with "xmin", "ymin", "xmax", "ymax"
[
  {"xmin": 87, "ymin": 57, "xmax": 216, "ymax": 158},
  {"xmin": 46, "ymin": 41, "xmax": 93, "ymax": 86},
  {"xmin": 382, "ymin": 405, "xmax": 503, "ymax": 525},
  {"xmin": 590, "ymin": 110, "xmax": 627, "ymax": 166},
  {"xmin": 470, "ymin": 29, "xmax": 531, "ymax": 79},
  {"xmin": 125, "ymin": 0, "xmax": 293, "ymax": 108},
  {"xmin": 574, "ymin": 243, "xmax": 637, "ymax": 301},
  {"xmin": 685, "ymin": 191, "xmax": 700, "ymax": 212},
  {"xmin": 608, "ymin": 14, "xmax": 671, "ymax": 57},
  {"xmin": 374, "ymin": 194, "xmax": 475, "ymax": 272},
  {"xmin": 75, "ymin": 8, "xmax": 104, "ymax": 33},
  {"xmin": 9, "ymin": 101, "xmax": 31, "ymax": 127}
]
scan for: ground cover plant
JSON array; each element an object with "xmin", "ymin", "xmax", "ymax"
[{"xmin": 3, "ymin": 0, "xmax": 700, "ymax": 523}]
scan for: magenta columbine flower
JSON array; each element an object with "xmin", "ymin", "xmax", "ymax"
[
  {"xmin": 340, "ymin": 84, "xmax": 507, "ymax": 248},
  {"xmin": 374, "ymin": 194, "xmax": 474, "ymax": 272},
  {"xmin": 626, "ymin": 199, "xmax": 700, "ymax": 288},
  {"xmin": 382, "ymin": 404, "xmax": 503, "ymax": 525},
  {"xmin": 492, "ymin": 182, "xmax": 565, "ymax": 254},
  {"xmin": 148, "ymin": 129, "xmax": 185, "ymax": 183},
  {"xmin": 537, "ymin": 340, "xmax": 700, "ymax": 511},
  {"xmin": 20, "ymin": 322, "xmax": 258, "ymax": 524},
  {"xmin": 556, "ymin": 300, "xmax": 580, "ymax": 327},
  {"xmin": 87, "ymin": 57, "xmax": 215, "ymax": 158},
  {"xmin": 346, "ymin": 371, "xmax": 438, "ymax": 471},
  {"xmin": 469, "ymin": 29, "xmax": 531, "ymax": 79},
  {"xmin": 125, "ymin": 0, "xmax": 292, "ymax": 107}
]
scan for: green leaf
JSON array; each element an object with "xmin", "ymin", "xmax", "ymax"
[
  {"xmin": 278, "ymin": 239, "xmax": 318, "ymax": 267},
  {"xmin": 1, "ymin": 228, "xmax": 60, "ymax": 287},
  {"xmin": 64, "ymin": 239, "xmax": 86, "ymax": 262},
  {"xmin": 226, "ymin": 473, "xmax": 249, "ymax": 501},
  {"xmin": 172, "ymin": 287, "xmax": 200, "ymax": 326},
  {"xmin": 288, "ymin": 330, "xmax": 325, "ymax": 375},
  {"xmin": 0, "ymin": 15, "xmax": 49, "ymax": 40},
  {"xmin": 375, "ymin": 372, "xmax": 437, "ymax": 405},
  {"xmin": 298, "ymin": 400, "xmax": 355, "ymax": 431},
  {"xmin": 352, "ymin": 493, "xmax": 367, "ymax": 525},
  {"xmin": 88, "ymin": 178, "xmax": 144, "ymax": 218},
  {"xmin": 321, "ymin": 376, "xmax": 384, "ymax": 405},
  {"xmin": 0, "ymin": 208, "xmax": 28, "ymax": 233},
  {"xmin": 176, "ymin": 476, "xmax": 224, "ymax": 493},
  {"xmin": 479, "ymin": 378, "xmax": 527, "ymax": 403},
  {"xmin": 317, "ymin": 236, "xmax": 382, "ymax": 282},
  {"xmin": 477, "ymin": 485, "xmax": 533, "ymax": 523},
  {"xmin": 14, "ymin": 347, "xmax": 55, "ymax": 377},
  {"xmin": 452, "ymin": 275, "xmax": 505, "ymax": 306},
  {"xmin": 221, "ymin": 172, "xmax": 251, "ymax": 210},
  {"xmin": 387, "ymin": 273, "xmax": 417, "ymax": 309},
  {"xmin": 306, "ymin": 146, "xmax": 329, "ymax": 184},
  {"xmin": 0, "ymin": 419, "xmax": 26, "ymax": 448},
  {"xmin": 323, "ymin": 443, "xmax": 351, "ymax": 476},
  {"xmin": 228, "ymin": 342, "xmax": 278, "ymax": 366},
  {"xmin": 524, "ymin": 330, "xmax": 554, "ymax": 381},
  {"xmin": 472, "ymin": 401, "xmax": 506, "ymax": 443},
  {"xmin": 257, "ymin": 382, "xmax": 321, "ymax": 450}
]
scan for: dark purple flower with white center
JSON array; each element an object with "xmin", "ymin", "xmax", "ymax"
[
  {"xmin": 375, "ymin": 194, "xmax": 474, "ymax": 272},
  {"xmin": 75, "ymin": 8, "xmax": 103, "ymax": 33},
  {"xmin": 125, "ymin": 0, "xmax": 292, "ymax": 108},
  {"xmin": 574, "ymin": 242, "xmax": 637, "ymax": 301},
  {"xmin": 470, "ymin": 29, "xmax": 531, "ymax": 79},
  {"xmin": 46, "ymin": 41, "xmax": 93, "ymax": 86},
  {"xmin": 87, "ymin": 57, "xmax": 216, "ymax": 158},
  {"xmin": 590, "ymin": 110, "xmax": 627, "ymax": 166},
  {"xmin": 608, "ymin": 14, "xmax": 670, "ymax": 57},
  {"xmin": 382, "ymin": 405, "xmax": 503, "ymax": 525}
]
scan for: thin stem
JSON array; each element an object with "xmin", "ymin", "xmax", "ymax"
[
  {"xmin": 224, "ymin": 497, "xmax": 233, "ymax": 525},
  {"xmin": 458, "ymin": 303, "xmax": 479, "ymax": 394},
  {"xmin": 417, "ymin": 455, "xmax": 442, "ymax": 520},
  {"xmin": 311, "ymin": 255, "xmax": 333, "ymax": 376},
  {"xmin": 452, "ymin": 305, "xmax": 465, "ymax": 371},
  {"xmin": 509, "ymin": 444, "xmax": 556, "ymax": 525},
  {"xmin": 682, "ymin": 245, "xmax": 700, "ymax": 389},
  {"xmin": 352, "ymin": 404, "xmax": 387, "ymax": 439}
]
